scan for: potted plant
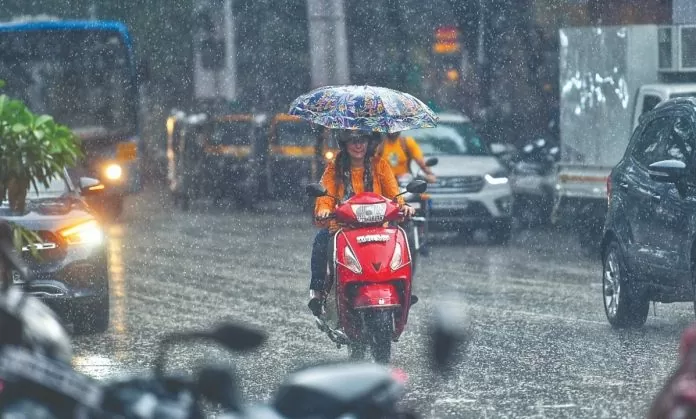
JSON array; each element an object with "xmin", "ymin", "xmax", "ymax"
[{"xmin": 0, "ymin": 81, "xmax": 83, "ymax": 214}]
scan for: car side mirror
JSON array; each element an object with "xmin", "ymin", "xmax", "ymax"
[
  {"xmin": 649, "ymin": 160, "xmax": 687, "ymax": 183},
  {"xmin": 305, "ymin": 183, "xmax": 327, "ymax": 198},
  {"xmin": 425, "ymin": 157, "xmax": 439, "ymax": 167},
  {"xmin": 79, "ymin": 177, "xmax": 104, "ymax": 195},
  {"xmin": 406, "ymin": 179, "xmax": 427, "ymax": 194}
]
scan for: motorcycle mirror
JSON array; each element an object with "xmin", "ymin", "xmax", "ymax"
[
  {"xmin": 405, "ymin": 180, "xmax": 427, "ymax": 194},
  {"xmin": 425, "ymin": 157, "xmax": 439, "ymax": 167},
  {"xmin": 305, "ymin": 183, "xmax": 328, "ymax": 198},
  {"xmin": 206, "ymin": 322, "xmax": 267, "ymax": 352},
  {"xmin": 429, "ymin": 301, "xmax": 471, "ymax": 376},
  {"xmin": 155, "ymin": 322, "xmax": 266, "ymax": 376}
]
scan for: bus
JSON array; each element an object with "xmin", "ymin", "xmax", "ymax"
[{"xmin": 0, "ymin": 18, "xmax": 142, "ymax": 218}]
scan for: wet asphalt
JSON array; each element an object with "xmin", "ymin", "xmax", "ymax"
[{"xmin": 69, "ymin": 183, "xmax": 696, "ymax": 418}]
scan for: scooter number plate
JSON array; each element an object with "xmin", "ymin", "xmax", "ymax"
[{"xmin": 408, "ymin": 202, "xmax": 421, "ymax": 210}]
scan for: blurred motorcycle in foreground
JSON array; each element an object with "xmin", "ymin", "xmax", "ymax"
[{"xmin": 0, "ymin": 221, "xmax": 471, "ymax": 418}]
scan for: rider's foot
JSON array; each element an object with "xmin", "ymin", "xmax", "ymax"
[
  {"xmin": 308, "ymin": 290, "xmax": 326, "ymax": 317},
  {"xmin": 411, "ymin": 294, "xmax": 419, "ymax": 305}
]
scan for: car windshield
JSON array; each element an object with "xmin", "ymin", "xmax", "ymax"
[
  {"xmin": 275, "ymin": 122, "xmax": 316, "ymax": 146},
  {"xmin": 25, "ymin": 175, "xmax": 69, "ymax": 200},
  {"xmin": 403, "ymin": 125, "xmax": 490, "ymax": 156},
  {"xmin": 0, "ymin": 29, "xmax": 136, "ymax": 134},
  {"xmin": 670, "ymin": 92, "xmax": 696, "ymax": 99}
]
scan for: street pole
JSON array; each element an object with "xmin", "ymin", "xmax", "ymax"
[
  {"xmin": 306, "ymin": 0, "xmax": 350, "ymax": 88},
  {"xmin": 221, "ymin": 0, "xmax": 236, "ymax": 102}
]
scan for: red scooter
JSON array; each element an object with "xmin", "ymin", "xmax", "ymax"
[{"xmin": 306, "ymin": 179, "xmax": 428, "ymax": 363}]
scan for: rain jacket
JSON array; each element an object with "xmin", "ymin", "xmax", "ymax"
[{"xmin": 315, "ymin": 157, "xmax": 405, "ymax": 233}]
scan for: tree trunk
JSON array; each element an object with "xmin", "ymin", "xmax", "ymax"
[{"xmin": 7, "ymin": 177, "xmax": 29, "ymax": 214}]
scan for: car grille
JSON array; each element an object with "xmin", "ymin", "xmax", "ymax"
[
  {"xmin": 21, "ymin": 230, "xmax": 66, "ymax": 263},
  {"xmin": 428, "ymin": 176, "xmax": 485, "ymax": 194}
]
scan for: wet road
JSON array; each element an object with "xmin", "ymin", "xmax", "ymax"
[{"xmin": 70, "ymin": 184, "xmax": 694, "ymax": 418}]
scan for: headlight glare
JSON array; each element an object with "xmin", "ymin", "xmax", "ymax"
[{"xmin": 59, "ymin": 220, "xmax": 104, "ymax": 246}]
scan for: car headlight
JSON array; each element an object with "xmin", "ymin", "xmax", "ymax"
[
  {"xmin": 104, "ymin": 163, "xmax": 123, "ymax": 181},
  {"xmin": 350, "ymin": 203, "xmax": 387, "ymax": 223},
  {"xmin": 485, "ymin": 170, "xmax": 509, "ymax": 185},
  {"xmin": 324, "ymin": 151, "xmax": 335, "ymax": 161},
  {"xmin": 59, "ymin": 220, "xmax": 104, "ymax": 246}
]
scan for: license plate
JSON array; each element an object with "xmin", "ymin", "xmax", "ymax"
[
  {"xmin": 514, "ymin": 176, "xmax": 542, "ymax": 190},
  {"xmin": 432, "ymin": 199, "xmax": 469, "ymax": 209},
  {"xmin": 11, "ymin": 270, "xmax": 24, "ymax": 285}
]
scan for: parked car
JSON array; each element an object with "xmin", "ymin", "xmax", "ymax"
[
  {"xmin": 403, "ymin": 120, "xmax": 513, "ymax": 244},
  {"xmin": 603, "ymin": 97, "xmax": 696, "ymax": 328},
  {"xmin": 1, "ymin": 168, "xmax": 110, "ymax": 334}
]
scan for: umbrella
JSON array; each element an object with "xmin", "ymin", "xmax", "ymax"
[{"xmin": 288, "ymin": 85, "xmax": 438, "ymax": 134}]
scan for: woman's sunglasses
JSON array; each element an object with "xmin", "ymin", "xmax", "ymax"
[{"xmin": 340, "ymin": 131, "xmax": 370, "ymax": 144}]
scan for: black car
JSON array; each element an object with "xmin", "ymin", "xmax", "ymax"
[
  {"xmin": 603, "ymin": 97, "xmax": 696, "ymax": 328},
  {"xmin": 1, "ymin": 168, "xmax": 110, "ymax": 334}
]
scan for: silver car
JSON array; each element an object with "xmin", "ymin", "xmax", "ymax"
[{"xmin": 402, "ymin": 120, "xmax": 513, "ymax": 244}]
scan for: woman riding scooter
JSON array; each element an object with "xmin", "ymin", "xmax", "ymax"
[{"xmin": 308, "ymin": 129, "xmax": 416, "ymax": 316}]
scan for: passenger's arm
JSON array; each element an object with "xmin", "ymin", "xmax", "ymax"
[
  {"xmin": 378, "ymin": 159, "xmax": 405, "ymax": 208},
  {"xmin": 407, "ymin": 138, "xmax": 436, "ymax": 183}
]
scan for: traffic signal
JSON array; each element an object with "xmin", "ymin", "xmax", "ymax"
[{"xmin": 433, "ymin": 26, "xmax": 461, "ymax": 55}]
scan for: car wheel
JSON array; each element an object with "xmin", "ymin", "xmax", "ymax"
[
  {"xmin": 490, "ymin": 220, "xmax": 512, "ymax": 245},
  {"xmin": 602, "ymin": 241, "xmax": 648, "ymax": 328},
  {"xmin": 73, "ymin": 295, "xmax": 110, "ymax": 335}
]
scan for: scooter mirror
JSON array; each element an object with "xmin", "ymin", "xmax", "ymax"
[
  {"xmin": 305, "ymin": 183, "xmax": 328, "ymax": 198},
  {"xmin": 208, "ymin": 323, "xmax": 267, "ymax": 352},
  {"xmin": 425, "ymin": 157, "xmax": 439, "ymax": 167},
  {"xmin": 405, "ymin": 180, "xmax": 427, "ymax": 194}
]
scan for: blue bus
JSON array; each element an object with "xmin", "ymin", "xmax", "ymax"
[{"xmin": 0, "ymin": 19, "xmax": 142, "ymax": 218}]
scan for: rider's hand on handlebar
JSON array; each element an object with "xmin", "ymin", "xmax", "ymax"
[
  {"xmin": 316, "ymin": 209, "xmax": 332, "ymax": 220},
  {"xmin": 402, "ymin": 205, "xmax": 416, "ymax": 218},
  {"xmin": 424, "ymin": 173, "xmax": 437, "ymax": 184}
]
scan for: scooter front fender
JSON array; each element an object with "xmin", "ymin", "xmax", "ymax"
[{"xmin": 352, "ymin": 283, "xmax": 401, "ymax": 310}]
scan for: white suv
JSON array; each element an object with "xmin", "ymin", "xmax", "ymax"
[{"xmin": 402, "ymin": 113, "xmax": 513, "ymax": 244}]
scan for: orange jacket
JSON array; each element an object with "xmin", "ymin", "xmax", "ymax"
[{"xmin": 315, "ymin": 156, "xmax": 405, "ymax": 232}]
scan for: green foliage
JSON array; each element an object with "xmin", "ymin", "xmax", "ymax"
[
  {"xmin": 0, "ymin": 94, "xmax": 83, "ymax": 195},
  {"xmin": 11, "ymin": 222, "xmax": 42, "ymax": 258}
]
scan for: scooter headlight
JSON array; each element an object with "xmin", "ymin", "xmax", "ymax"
[
  {"xmin": 343, "ymin": 246, "xmax": 362, "ymax": 274},
  {"xmin": 390, "ymin": 243, "xmax": 403, "ymax": 271},
  {"xmin": 350, "ymin": 203, "xmax": 387, "ymax": 224}
]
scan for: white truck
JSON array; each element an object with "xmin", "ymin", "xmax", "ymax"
[{"xmin": 553, "ymin": 24, "xmax": 696, "ymax": 250}]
